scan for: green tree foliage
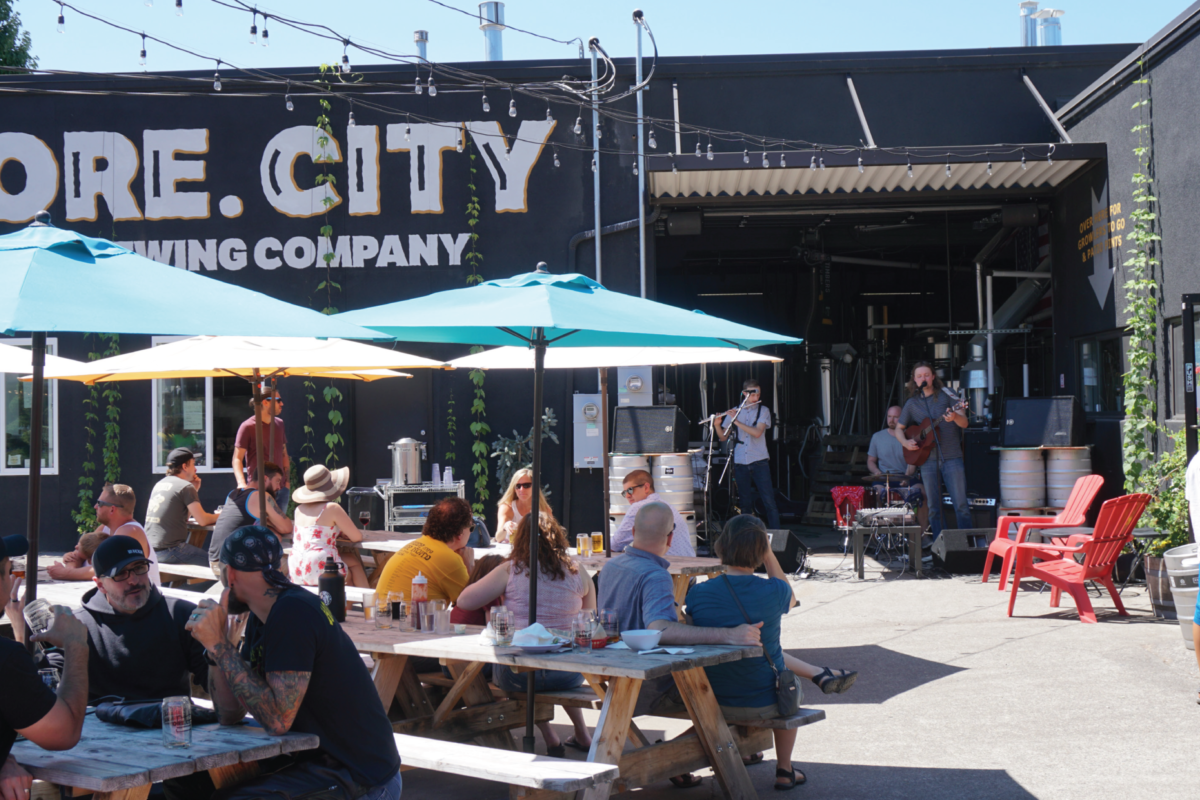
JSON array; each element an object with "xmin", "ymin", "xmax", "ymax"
[{"xmin": 0, "ymin": 1, "xmax": 36, "ymax": 70}]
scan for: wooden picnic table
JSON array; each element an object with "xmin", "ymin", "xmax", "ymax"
[
  {"xmin": 344, "ymin": 618, "xmax": 765, "ymax": 799},
  {"xmin": 574, "ymin": 554, "xmax": 725, "ymax": 619},
  {"xmin": 186, "ymin": 522, "xmax": 213, "ymax": 551},
  {"xmin": 12, "ymin": 714, "xmax": 318, "ymax": 800}
]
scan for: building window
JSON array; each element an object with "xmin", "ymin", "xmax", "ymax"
[
  {"xmin": 1076, "ymin": 334, "xmax": 1127, "ymax": 415},
  {"xmin": 151, "ymin": 338, "xmax": 252, "ymax": 472},
  {"xmin": 0, "ymin": 338, "xmax": 59, "ymax": 475}
]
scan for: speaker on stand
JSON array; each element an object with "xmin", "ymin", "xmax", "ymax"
[{"xmin": 930, "ymin": 528, "xmax": 997, "ymax": 574}]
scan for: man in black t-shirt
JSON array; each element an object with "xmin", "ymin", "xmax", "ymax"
[
  {"xmin": 188, "ymin": 527, "xmax": 401, "ymax": 800},
  {"xmin": 0, "ymin": 535, "xmax": 90, "ymax": 795}
]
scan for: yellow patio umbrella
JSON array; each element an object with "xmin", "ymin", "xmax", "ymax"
[{"xmin": 37, "ymin": 336, "xmax": 447, "ymax": 521}]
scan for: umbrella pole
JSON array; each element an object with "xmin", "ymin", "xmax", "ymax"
[
  {"xmin": 252, "ymin": 370, "xmax": 268, "ymax": 523},
  {"xmin": 601, "ymin": 367, "xmax": 611, "ymax": 558},
  {"xmin": 524, "ymin": 327, "xmax": 547, "ymax": 755},
  {"xmin": 22, "ymin": 332, "xmax": 45, "ymax": 650},
  {"xmin": 268, "ymin": 376, "xmax": 277, "ymax": 478}
]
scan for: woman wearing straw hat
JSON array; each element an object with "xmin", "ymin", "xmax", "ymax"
[{"xmin": 290, "ymin": 465, "xmax": 369, "ymax": 587}]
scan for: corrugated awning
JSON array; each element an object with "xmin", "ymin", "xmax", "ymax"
[{"xmin": 647, "ymin": 143, "xmax": 1104, "ymax": 201}]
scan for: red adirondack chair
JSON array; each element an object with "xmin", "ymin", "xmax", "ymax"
[
  {"xmin": 981, "ymin": 474, "xmax": 1104, "ymax": 589},
  {"xmin": 1005, "ymin": 493, "xmax": 1151, "ymax": 624}
]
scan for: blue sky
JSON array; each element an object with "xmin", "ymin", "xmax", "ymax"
[{"xmin": 13, "ymin": 0, "xmax": 1191, "ymax": 74}]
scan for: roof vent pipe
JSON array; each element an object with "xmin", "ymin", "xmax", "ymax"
[
  {"xmin": 1019, "ymin": 1, "xmax": 1039, "ymax": 47},
  {"xmin": 414, "ymin": 30, "xmax": 429, "ymax": 61},
  {"xmin": 479, "ymin": 2, "xmax": 505, "ymax": 61},
  {"xmin": 1032, "ymin": 9, "xmax": 1065, "ymax": 46}
]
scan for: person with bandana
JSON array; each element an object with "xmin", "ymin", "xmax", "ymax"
[{"xmin": 187, "ymin": 527, "xmax": 401, "ymax": 800}]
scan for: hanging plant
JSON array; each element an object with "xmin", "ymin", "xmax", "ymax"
[{"xmin": 464, "ymin": 134, "xmax": 491, "ymax": 513}]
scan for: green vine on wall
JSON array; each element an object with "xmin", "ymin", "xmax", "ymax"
[
  {"xmin": 444, "ymin": 391, "xmax": 457, "ymax": 464},
  {"xmin": 299, "ymin": 378, "xmax": 317, "ymax": 467},
  {"xmin": 464, "ymin": 134, "xmax": 491, "ymax": 514},
  {"xmin": 73, "ymin": 333, "xmax": 121, "ymax": 532},
  {"xmin": 1121, "ymin": 59, "xmax": 1161, "ymax": 495}
]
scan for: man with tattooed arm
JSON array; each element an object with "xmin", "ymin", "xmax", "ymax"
[{"xmin": 187, "ymin": 526, "xmax": 401, "ymax": 800}]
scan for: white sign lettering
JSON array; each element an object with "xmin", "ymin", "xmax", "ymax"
[
  {"xmin": 0, "ymin": 132, "xmax": 59, "ymax": 223},
  {"xmin": 63, "ymin": 131, "xmax": 141, "ymax": 222}
]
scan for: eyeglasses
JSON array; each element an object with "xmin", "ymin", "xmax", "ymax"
[
  {"xmin": 515, "ymin": 482, "xmax": 533, "ymax": 490},
  {"xmin": 270, "ymin": 397, "xmax": 284, "ymax": 404},
  {"xmin": 107, "ymin": 561, "xmax": 150, "ymax": 583},
  {"xmin": 621, "ymin": 483, "xmax": 648, "ymax": 498},
  {"xmin": 743, "ymin": 389, "xmax": 760, "ymax": 396},
  {"xmin": 94, "ymin": 500, "xmax": 120, "ymax": 509}
]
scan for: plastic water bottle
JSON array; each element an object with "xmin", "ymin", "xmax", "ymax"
[
  {"xmin": 443, "ymin": 466, "xmax": 453, "ymax": 485},
  {"xmin": 431, "ymin": 463, "xmax": 441, "ymax": 487},
  {"xmin": 411, "ymin": 571, "xmax": 429, "ymax": 630},
  {"xmin": 318, "ymin": 556, "xmax": 346, "ymax": 623}
]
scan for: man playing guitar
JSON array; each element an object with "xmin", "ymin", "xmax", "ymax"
[{"xmin": 892, "ymin": 362, "xmax": 971, "ymax": 543}]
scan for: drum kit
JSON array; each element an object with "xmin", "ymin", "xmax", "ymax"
[{"xmin": 849, "ymin": 472, "xmax": 923, "ymax": 573}]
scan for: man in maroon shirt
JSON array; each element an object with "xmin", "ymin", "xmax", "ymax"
[{"xmin": 232, "ymin": 389, "xmax": 290, "ymax": 510}]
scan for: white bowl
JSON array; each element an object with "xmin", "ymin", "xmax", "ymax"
[{"xmin": 620, "ymin": 629, "xmax": 663, "ymax": 651}]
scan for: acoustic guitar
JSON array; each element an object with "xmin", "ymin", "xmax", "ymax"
[{"xmin": 902, "ymin": 399, "xmax": 969, "ymax": 467}]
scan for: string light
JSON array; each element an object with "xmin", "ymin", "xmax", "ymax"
[
  {"xmin": 1021, "ymin": 152, "xmax": 1027, "ymax": 170},
  {"xmin": 404, "ymin": 123, "xmax": 411, "ymax": 141},
  {"xmin": 648, "ymin": 129, "xmax": 657, "ymax": 149},
  {"xmin": 552, "ymin": 146, "xmax": 560, "ymax": 168},
  {"xmin": 945, "ymin": 161, "xmax": 951, "ymax": 178},
  {"xmin": 341, "ymin": 40, "xmax": 351, "ymax": 73},
  {"xmin": 632, "ymin": 160, "xmax": 638, "ymax": 176},
  {"xmin": 762, "ymin": 151, "xmax": 769, "ymax": 168},
  {"xmin": 414, "ymin": 76, "xmax": 423, "ymax": 95},
  {"xmin": 213, "ymin": 62, "xmax": 222, "ymax": 91},
  {"xmin": 545, "ymin": 105, "xmax": 553, "ymax": 122},
  {"xmin": 594, "ymin": 122, "xmax": 601, "ymax": 139},
  {"xmin": 857, "ymin": 156, "xmax": 863, "ymax": 173},
  {"xmin": 573, "ymin": 116, "xmax": 582, "ymax": 136},
  {"xmin": 706, "ymin": 143, "xmax": 713, "ymax": 161},
  {"xmin": 348, "ymin": 110, "xmax": 356, "ymax": 127},
  {"xmin": 906, "ymin": 157, "xmax": 913, "ymax": 179},
  {"xmin": 481, "ymin": 94, "xmax": 490, "ymax": 112},
  {"xmin": 175, "ymin": 0, "xmax": 183, "ymax": 16},
  {"xmin": 810, "ymin": 155, "xmax": 816, "ymax": 170},
  {"xmin": 819, "ymin": 157, "xmax": 825, "ymax": 170},
  {"xmin": 743, "ymin": 150, "xmax": 749, "ymax": 164},
  {"xmin": 261, "ymin": 15, "xmax": 269, "ymax": 46},
  {"xmin": 427, "ymin": 76, "xmax": 437, "ymax": 96},
  {"xmin": 986, "ymin": 160, "xmax": 992, "ymax": 176},
  {"xmin": 1047, "ymin": 144, "xmax": 1054, "ymax": 166},
  {"xmin": 779, "ymin": 152, "xmax": 786, "ymax": 168},
  {"xmin": 671, "ymin": 155, "xmax": 677, "ymax": 174},
  {"xmin": 285, "ymin": 93, "xmax": 293, "ymax": 112},
  {"xmin": 694, "ymin": 134, "xmax": 701, "ymax": 158},
  {"xmin": 509, "ymin": 99, "xmax": 517, "ymax": 117},
  {"xmin": 57, "ymin": 4, "xmax": 65, "ymax": 33},
  {"xmin": 139, "ymin": 34, "xmax": 147, "ymax": 67},
  {"xmin": 455, "ymin": 130, "xmax": 463, "ymax": 152},
  {"xmin": 249, "ymin": 12, "xmax": 257, "ymax": 45},
  {"xmin": 591, "ymin": 156, "xmax": 597, "ymax": 172}
]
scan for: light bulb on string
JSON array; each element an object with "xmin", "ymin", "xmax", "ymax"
[
  {"xmin": 545, "ymin": 106, "xmax": 553, "ymax": 122},
  {"xmin": 986, "ymin": 160, "xmax": 992, "ymax": 176},
  {"xmin": 1047, "ymin": 144, "xmax": 1054, "ymax": 166},
  {"xmin": 671, "ymin": 156, "xmax": 677, "ymax": 174},
  {"xmin": 456, "ymin": 131, "xmax": 463, "ymax": 152},
  {"xmin": 213, "ymin": 63, "xmax": 222, "ymax": 92},
  {"xmin": 508, "ymin": 99, "xmax": 517, "ymax": 117},
  {"xmin": 427, "ymin": 76, "xmax": 437, "ymax": 96},
  {"xmin": 348, "ymin": 110, "xmax": 356, "ymax": 127},
  {"xmin": 139, "ymin": 34, "xmax": 147, "ymax": 67},
  {"xmin": 341, "ymin": 40, "xmax": 351, "ymax": 73},
  {"xmin": 414, "ymin": 76, "xmax": 423, "ymax": 95},
  {"xmin": 175, "ymin": 0, "xmax": 183, "ymax": 16},
  {"xmin": 632, "ymin": 160, "xmax": 639, "ymax": 176},
  {"xmin": 695, "ymin": 138, "xmax": 701, "ymax": 158},
  {"xmin": 57, "ymin": 4, "xmax": 64, "ymax": 33},
  {"xmin": 762, "ymin": 151, "xmax": 769, "ymax": 168},
  {"xmin": 481, "ymin": 95, "xmax": 490, "ymax": 112},
  {"xmin": 285, "ymin": 94, "xmax": 294, "ymax": 112},
  {"xmin": 1021, "ymin": 152, "xmax": 1027, "ymax": 170},
  {"xmin": 819, "ymin": 157, "xmax": 825, "ymax": 170},
  {"xmin": 552, "ymin": 147, "xmax": 560, "ymax": 168},
  {"xmin": 706, "ymin": 143, "xmax": 713, "ymax": 161},
  {"xmin": 573, "ymin": 117, "xmax": 582, "ymax": 136},
  {"xmin": 906, "ymin": 156, "xmax": 912, "ymax": 179},
  {"xmin": 261, "ymin": 16, "xmax": 269, "ymax": 46},
  {"xmin": 591, "ymin": 156, "xmax": 598, "ymax": 173},
  {"xmin": 249, "ymin": 13, "xmax": 257, "ymax": 45},
  {"xmin": 857, "ymin": 156, "xmax": 863, "ymax": 173},
  {"xmin": 810, "ymin": 155, "xmax": 816, "ymax": 170},
  {"xmin": 780, "ymin": 152, "xmax": 786, "ymax": 168},
  {"xmin": 404, "ymin": 124, "xmax": 411, "ymax": 141},
  {"xmin": 648, "ymin": 130, "xmax": 657, "ymax": 149},
  {"xmin": 742, "ymin": 150, "xmax": 749, "ymax": 164},
  {"xmin": 945, "ymin": 161, "xmax": 951, "ymax": 178}
]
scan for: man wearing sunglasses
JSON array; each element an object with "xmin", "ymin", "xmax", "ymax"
[
  {"xmin": 233, "ymin": 389, "xmax": 291, "ymax": 512},
  {"xmin": 610, "ymin": 469, "xmax": 696, "ymax": 556},
  {"xmin": 714, "ymin": 378, "xmax": 781, "ymax": 529}
]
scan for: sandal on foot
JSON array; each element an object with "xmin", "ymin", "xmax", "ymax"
[
  {"xmin": 669, "ymin": 774, "xmax": 703, "ymax": 789},
  {"xmin": 812, "ymin": 667, "xmax": 858, "ymax": 695},
  {"xmin": 774, "ymin": 767, "xmax": 806, "ymax": 791},
  {"xmin": 546, "ymin": 744, "xmax": 565, "ymax": 758},
  {"xmin": 743, "ymin": 752, "xmax": 764, "ymax": 766},
  {"xmin": 563, "ymin": 736, "xmax": 590, "ymax": 753}
]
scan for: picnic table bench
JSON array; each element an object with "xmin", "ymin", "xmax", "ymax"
[
  {"xmin": 158, "ymin": 563, "xmax": 218, "ymax": 586},
  {"xmin": 344, "ymin": 618, "xmax": 769, "ymax": 799},
  {"xmin": 12, "ymin": 714, "xmax": 318, "ymax": 800}
]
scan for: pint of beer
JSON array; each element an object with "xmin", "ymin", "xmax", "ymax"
[{"xmin": 576, "ymin": 533, "xmax": 592, "ymax": 557}]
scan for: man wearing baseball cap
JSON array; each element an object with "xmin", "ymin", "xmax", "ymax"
[
  {"xmin": 0, "ymin": 534, "xmax": 90, "ymax": 797},
  {"xmin": 144, "ymin": 447, "xmax": 219, "ymax": 567},
  {"xmin": 188, "ymin": 527, "xmax": 401, "ymax": 799}
]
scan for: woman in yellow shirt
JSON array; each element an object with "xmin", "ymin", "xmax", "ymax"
[{"xmin": 376, "ymin": 497, "xmax": 476, "ymax": 604}]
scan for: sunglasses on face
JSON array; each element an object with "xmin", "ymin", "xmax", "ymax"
[
  {"xmin": 94, "ymin": 500, "xmax": 120, "ymax": 509},
  {"xmin": 515, "ymin": 482, "xmax": 533, "ymax": 490},
  {"xmin": 108, "ymin": 561, "xmax": 150, "ymax": 583},
  {"xmin": 743, "ymin": 389, "xmax": 760, "ymax": 396},
  {"xmin": 622, "ymin": 483, "xmax": 648, "ymax": 498}
]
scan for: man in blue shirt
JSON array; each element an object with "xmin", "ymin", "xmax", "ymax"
[{"xmin": 597, "ymin": 502, "xmax": 761, "ymax": 789}]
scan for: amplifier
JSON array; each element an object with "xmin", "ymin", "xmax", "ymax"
[
  {"xmin": 931, "ymin": 527, "xmax": 997, "ymax": 574},
  {"xmin": 940, "ymin": 497, "xmax": 998, "ymax": 530},
  {"xmin": 346, "ymin": 487, "xmax": 383, "ymax": 530},
  {"xmin": 613, "ymin": 406, "xmax": 690, "ymax": 454},
  {"xmin": 766, "ymin": 529, "xmax": 808, "ymax": 574},
  {"xmin": 999, "ymin": 397, "xmax": 1085, "ymax": 447}
]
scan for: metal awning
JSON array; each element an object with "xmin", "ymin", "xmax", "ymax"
[{"xmin": 647, "ymin": 143, "xmax": 1104, "ymax": 202}]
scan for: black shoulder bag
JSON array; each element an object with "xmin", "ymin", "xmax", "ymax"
[{"xmin": 721, "ymin": 576, "xmax": 801, "ymax": 716}]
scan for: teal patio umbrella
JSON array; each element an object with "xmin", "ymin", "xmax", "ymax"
[
  {"xmin": 337, "ymin": 263, "xmax": 800, "ymax": 753},
  {"xmin": 0, "ymin": 214, "xmax": 387, "ymax": 615}
]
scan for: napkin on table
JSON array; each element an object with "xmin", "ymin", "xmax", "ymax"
[{"xmin": 511, "ymin": 622, "xmax": 558, "ymax": 647}]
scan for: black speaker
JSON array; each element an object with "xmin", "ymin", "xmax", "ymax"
[
  {"xmin": 931, "ymin": 527, "xmax": 997, "ymax": 574},
  {"xmin": 963, "ymin": 428, "xmax": 1001, "ymax": 498},
  {"xmin": 999, "ymin": 397, "xmax": 1085, "ymax": 447},
  {"xmin": 613, "ymin": 406, "xmax": 690, "ymax": 454},
  {"xmin": 346, "ymin": 487, "xmax": 383, "ymax": 530},
  {"xmin": 940, "ymin": 498, "xmax": 998, "ymax": 530},
  {"xmin": 766, "ymin": 529, "xmax": 808, "ymax": 574}
]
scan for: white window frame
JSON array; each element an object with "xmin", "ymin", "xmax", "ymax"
[
  {"xmin": 0, "ymin": 337, "xmax": 60, "ymax": 476},
  {"xmin": 150, "ymin": 336, "xmax": 233, "ymax": 475}
]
